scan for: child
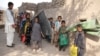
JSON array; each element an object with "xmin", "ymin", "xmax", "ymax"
[
  {"xmin": 51, "ymin": 23, "xmax": 57, "ymax": 45},
  {"xmin": 55, "ymin": 16, "xmax": 62, "ymax": 32},
  {"xmin": 74, "ymin": 24, "xmax": 86, "ymax": 56},
  {"xmin": 31, "ymin": 17, "xmax": 43, "ymax": 52},
  {"xmin": 24, "ymin": 21, "xmax": 32, "ymax": 46},
  {"xmin": 55, "ymin": 16, "xmax": 62, "ymax": 47},
  {"xmin": 58, "ymin": 20, "xmax": 69, "ymax": 51}
]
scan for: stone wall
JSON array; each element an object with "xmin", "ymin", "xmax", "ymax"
[
  {"xmin": 52, "ymin": 0, "xmax": 66, "ymax": 8},
  {"xmin": 18, "ymin": 2, "xmax": 37, "ymax": 12},
  {"xmin": 18, "ymin": 0, "xmax": 66, "ymax": 13},
  {"xmin": 44, "ymin": 0, "xmax": 100, "ymax": 25},
  {"xmin": 18, "ymin": 0, "xmax": 100, "ymax": 25}
]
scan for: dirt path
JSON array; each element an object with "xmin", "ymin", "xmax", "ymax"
[{"xmin": 0, "ymin": 28, "xmax": 100, "ymax": 56}]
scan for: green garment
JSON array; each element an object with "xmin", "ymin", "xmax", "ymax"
[{"xmin": 59, "ymin": 26, "xmax": 69, "ymax": 46}]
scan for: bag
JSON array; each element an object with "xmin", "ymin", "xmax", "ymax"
[
  {"xmin": 21, "ymin": 34, "xmax": 26, "ymax": 43},
  {"xmin": 59, "ymin": 34, "xmax": 69, "ymax": 46},
  {"xmin": 70, "ymin": 44, "xmax": 78, "ymax": 56}
]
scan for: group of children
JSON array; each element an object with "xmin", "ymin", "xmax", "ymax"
[
  {"xmin": 49, "ymin": 16, "xmax": 86, "ymax": 56},
  {"xmin": 19, "ymin": 13, "xmax": 32, "ymax": 45},
  {"xmin": 18, "ymin": 13, "xmax": 85, "ymax": 56},
  {"xmin": 48, "ymin": 16, "xmax": 69, "ymax": 51},
  {"xmin": 18, "ymin": 13, "xmax": 44, "ymax": 52}
]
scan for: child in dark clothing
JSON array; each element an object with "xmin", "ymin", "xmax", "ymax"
[
  {"xmin": 74, "ymin": 24, "xmax": 86, "ymax": 56},
  {"xmin": 25, "ymin": 21, "xmax": 32, "ymax": 45}
]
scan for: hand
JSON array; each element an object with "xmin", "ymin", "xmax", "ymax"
[
  {"xmin": 41, "ymin": 32, "xmax": 45, "ymax": 38},
  {"xmin": 12, "ymin": 24, "xmax": 17, "ymax": 28}
]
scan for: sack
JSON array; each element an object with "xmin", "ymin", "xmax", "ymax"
[
  {"xmin": 70, "ymin": 44, "xmax": 78, "ymax": 56},
  {"xmin": 59, "ymin": 34, "xmax": 69, "ymax": 45},
  {"xmin": 21, "ymin": 34, "xmax": 26, "ymax": 43}
]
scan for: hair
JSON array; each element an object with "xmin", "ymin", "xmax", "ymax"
[
  {"xmin": 58, "ymin": 16, "xmax": 62, "ymax": 19},
  {"xmin": 76, "ymin": 24, "xmax": 82, "ymax": 28},
  {"xmin": 48, "ymin": 17, "xmax": 53, "ymax": 21},
  {"xmin": 34, "ymin": 16, "xmax": 38, "ymax": 19},
  {"xmin": 76, "ymin": 24, "xmax": 83, "ymax": 31},
  {"xmin": 50, "ymin": 17, "xmax": 53, "ymax": 20},
  {"xmin": 34, "ymin": 16, "xmax": 39, "ymax": 23},
  {"xmin": 61, "ymin": 20, "xmax": 66, "ymax": 23},
  {"xmin": 26, "ymin": 13, "xmax": 30, "ymax": 17},
  {"xmin": 8, "ymin": 2, "xmax": 13, "ymax": 7}
]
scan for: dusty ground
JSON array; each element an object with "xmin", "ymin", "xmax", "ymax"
[{"xmin": 0, "ymin": 28, "xmax": 100, "ymax": 56}]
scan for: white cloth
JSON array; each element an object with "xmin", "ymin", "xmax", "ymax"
[
  {"xmin": 55, "ymin": 21, "xmax": 61, "ymax": 31},
  {"xmin": 4, "ymin": 9, "xmax": 15, "ymax": 33},
  {"xmin": 6, "ymin": 33, "xmax": 14, "ymax": 46},
  {"xmin": 4, "ymin": 9, "xmax": 15, "ymax": 46}
]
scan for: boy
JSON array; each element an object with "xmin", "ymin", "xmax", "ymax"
[
  {"xmin": 51, "ymin": 23, "xmax": 58, "ymax": 45},
  {"xmin": 55, "ymin": 16, "xmax": 62, "ymax": 47},
  {"xmin": 58, "ymin": 20, "xmax": 69, "ymax": 51},
  {"xmin": 74, "ymin": 24, "xmax": 86, "ymax": 56},
  {"xmin": 55, "ymin": 16, "xmax": 62, "ymax": 31}
]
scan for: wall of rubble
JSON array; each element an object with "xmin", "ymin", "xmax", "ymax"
[
  {"xmin": 19, "ymin": 0, "xmax": 66, "ymax": 13},
  {"xmin": 18, "ymin": 0, "xmax": 100, "ymax": 25},
  {"xmin": 44, "ymin": 0, "xmax": 100, "ymax": 25}
]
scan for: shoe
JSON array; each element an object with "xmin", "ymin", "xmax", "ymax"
[
  {"xmin": 12, "ymin": 44, "xmax": 15, "ymax": 46},
  {"xmin": 32, "ymin": 49, "xmax": 36, "ymax": 52},
  {"xmin": 59, "ymin": 48, "xmax": 62, "ymax": 51},
  {"xmin": 63, "ymin": 49, "xmax": 66, "ymax": 51},
  {"xmin": 7, "ymin": 45, "xmax": 14, "ymax": 48},
  {"xmin": 37, "ymin": 48, "xmax": 42, "ymax": 52}
]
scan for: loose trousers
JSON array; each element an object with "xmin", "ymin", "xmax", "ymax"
[
  {"xmin": 6, "ymin": 33, "xmax": 14, "ymax": 46},
  {"xmin": 32, "ymin": 40, "xmax": 42, "ymax": 49}
]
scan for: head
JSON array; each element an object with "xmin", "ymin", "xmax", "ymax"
[
  {"xmin": 49, "ymin": 17, "xmax": 53, "ymax": 22},
  {"xmin": 8, "ymin": 2, "xmax": 14, "ymax": 10},
  {"xmin": 26, "ymin": 13, "xmax": 30, "ymax": 19},
  {"xmin": 26, "ymin": 13, "xmax": 30, "ymax": 21},
  {"xmin": 61, "ymin": 20, "xmax": 66, "ymax": 27},
  {"xmin": 58, "ymin": 16, "xmax": 62, "ymax": 22},
  {"xmin": 34, "ymin": 17, "xmax": 39, "ymax": 23},
  {"xmin": 76, "ymin": 24, "xmax": 83, "ymax": 32}
]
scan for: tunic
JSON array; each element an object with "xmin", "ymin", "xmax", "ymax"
[
  {"xmin": 5, "ymin": 9, "xmax": 15, "ymax": 33},
  {"xmin": 31, "ymin": 23, "xmax": 42, "ymax": 41},
  {"xmin": 59, "ymin": 26, "xmax": 69, "ymax": 46},
  {"xmin": 55, "ymin": 21, "xmax": 61, "ymax": 32},
  {"xmin": 74, "ymin": 31, "xmax": 86, "ymax": 56}
]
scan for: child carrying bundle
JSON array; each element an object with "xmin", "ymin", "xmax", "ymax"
[{"xmin": 58, "ymin": 20, "xmax": 69, "ymax": 51}]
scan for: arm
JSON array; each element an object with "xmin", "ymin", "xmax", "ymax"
[
  {"xmin": 40, "ymin": 24, "xmax": 45, "ymax": 38},
  {"xmin": 80, "ymin": 32, "xmax": 86, "ymax": 49},
  {"xmin": 41, "ymin": 32, "xmax": 45, "ymax": 38},
  {"xmin": 74, "ymin": 32, "xmax": 78, "ymax": 45}
]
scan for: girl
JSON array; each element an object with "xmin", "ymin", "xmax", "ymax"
[
  {"xmin": 24, "ymin": 21, "xmax": 32, "ymax": 46},
  {"xmin": 58, "ymin": 20, "xmax": 69, "ymax": 51}
]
